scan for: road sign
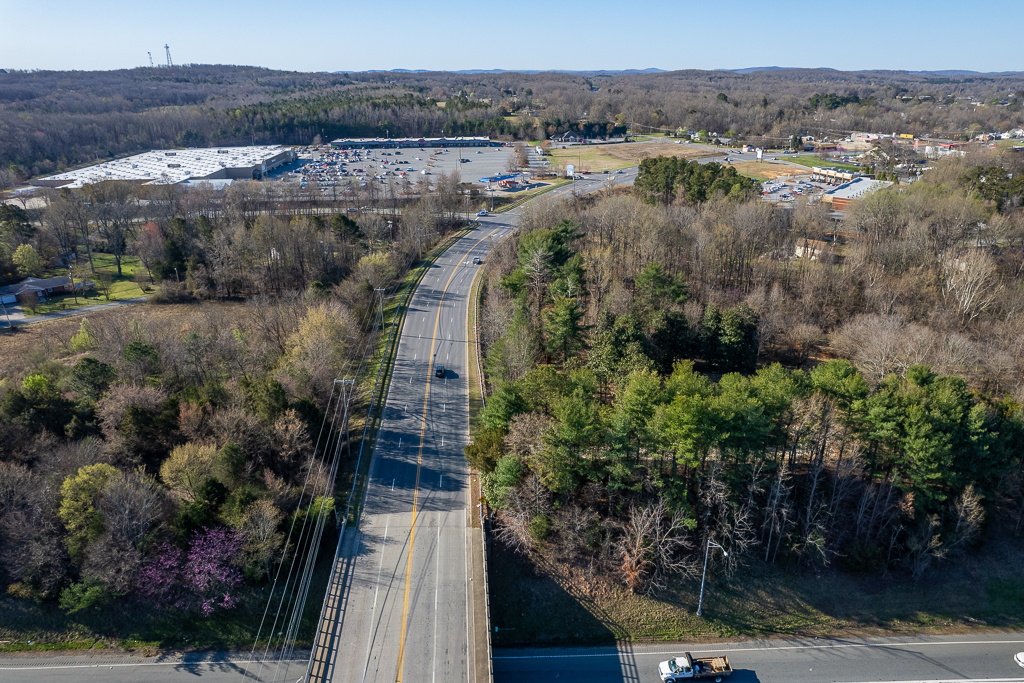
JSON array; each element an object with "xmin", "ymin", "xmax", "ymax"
[{"xmin": 566, "ymin": 164, "xmax": 574, "ymax": 178}]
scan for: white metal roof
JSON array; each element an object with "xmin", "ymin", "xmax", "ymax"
[
  {"xmin": 41, "ymin": 146, "xmax": 289, "ymax": 188},
  {"xmin": 826, "ymin": 177, "xmax": 894, "ymax": 200}
]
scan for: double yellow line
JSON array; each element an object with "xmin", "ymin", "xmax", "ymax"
[{"xmin": 394, "ymin": 224, "xmax": 502, "ymax": 683}]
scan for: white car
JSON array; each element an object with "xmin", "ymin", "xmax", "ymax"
[{"xmin": 1016, "ymin": 652, "xmax": 1024, "ymax": 668}]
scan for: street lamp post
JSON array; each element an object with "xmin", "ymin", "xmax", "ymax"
[{"xmin": 696, "ymin": 539, "xmax": 728, "ymax": 617}]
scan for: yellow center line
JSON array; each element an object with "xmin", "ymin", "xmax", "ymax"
[{"xmin": 395, "ymin": 224, "xmax": 503, "ymax": 683}]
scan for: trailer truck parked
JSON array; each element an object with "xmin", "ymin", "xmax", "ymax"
[{"xmin": 658, "ymin": 653, "xmax": 733, "ymax": 681}]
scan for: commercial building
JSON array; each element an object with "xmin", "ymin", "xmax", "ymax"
[
  {"xmin": 812, "ymin": 167, "xmax": 857, "ymax": 185},
  {"xmin": 330, "ymin": 136, "xmax": 495, "ymax": 150},
  {"xmin": 37, "ymin": 146, "xmax": 296, "ymax": 189},
  {"xmin": 822, "ymin": 177, "xmax": 894, "ymax": 211}
]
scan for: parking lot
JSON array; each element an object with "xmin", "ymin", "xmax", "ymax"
[{"xmin": 282, "ymin": 144, "xmax": 515, "ymax": 196}]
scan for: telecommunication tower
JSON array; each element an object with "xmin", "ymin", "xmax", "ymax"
[{"xmin": 164, "ymin": 44, "xmax": 173, "ymax": 68}]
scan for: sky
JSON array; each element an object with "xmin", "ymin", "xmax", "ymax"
[{"xmin": 2, "ymin": 0, "xmax": 1021, "ymax": 74}]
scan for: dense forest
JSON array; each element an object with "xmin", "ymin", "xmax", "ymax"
[
  {"xmin": 470, "ymin": 147, "xmax": 1024, "ymax": 595},
  {"xmin": 3, "ymin": 65, "xmax": 1024, "ymax": 180},
  {"xmin": 0, "ymin": 176, "xmax": 468, "ymax": 640}
]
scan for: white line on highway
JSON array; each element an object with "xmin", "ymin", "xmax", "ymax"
[
  {"xmin": 464, "ymin": 521, "xmax": 471, "ymax": 683},
  {"xmin": 362, "ymin": 518, "xmax": 390, "ymax": 683},
  {"xmin": 839, "ymin": 680, "xmax": 1024, "ymax": 683},
  {"xmin": 432, "ymin": 514, "xmax": 441, "ymax": 683},
  {"xmin": 0, "ymin": 660, "xmax": 309, "ymax": 671},
  {"xmin": 492, "ymin": 639, "xmax": 1024, "ymax": 659}
]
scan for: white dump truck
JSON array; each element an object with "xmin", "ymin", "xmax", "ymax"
[{"xmin": 658, "ymin": 652, "xmax": 733, "ymax": 682}]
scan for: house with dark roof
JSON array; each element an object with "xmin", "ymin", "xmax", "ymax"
[
  {"xmin": 553, "ymin": 131, "xmax": 585, "ymax": 143},
  {"xmin": 0, "ymin": 276, "xmax": 95, "ymax": 304}
]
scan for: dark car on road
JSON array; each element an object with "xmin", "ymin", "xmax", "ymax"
[{"xmin": 434, "ymin": 364, "xmax": 445, "ymax": 378}]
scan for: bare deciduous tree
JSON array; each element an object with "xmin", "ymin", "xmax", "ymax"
[{"xmin": 616, "ymin": 498, "xmax": 696, "ymax": 595}]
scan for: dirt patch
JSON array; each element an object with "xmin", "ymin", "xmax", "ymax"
[
  {"xmin": 546, "ymin": 142, "xmax": 716, "ymax": 173},
  {"xmin": 599, "ymin": 142, "xmax": 717, "ymax": 163},
  {"xmin": 731, "ymin": 161, "xmax": 812, "ymax": 180}
]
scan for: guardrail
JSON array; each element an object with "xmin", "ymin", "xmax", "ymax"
[
  {"xmin": 480, "ymin": 500, "xmax": 494, "ymax": 683},
  {"xmin": 473, "ymin": 271, "xmax": 486, "ymax": 410}
]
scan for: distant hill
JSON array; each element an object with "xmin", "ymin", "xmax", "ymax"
[
  {"xmin": 346, "ymin": 68, "xmax": 667, "ymax": 75},
  {"xmin": 350, "ymin": 66, "xmax": 1023, "ymax": 76}
]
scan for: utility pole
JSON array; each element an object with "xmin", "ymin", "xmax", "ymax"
[
  {"xmin": 164, "ymin": 44, "xmax": 173, "ymax": 68},
  {"xmin": 147, "ymin": 52, "xmax": 153, "ymax": 67},
  {"xmin": 696, "ymin": 539, "xmax": 728, "ymax": 617}
]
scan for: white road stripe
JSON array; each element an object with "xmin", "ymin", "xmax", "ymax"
[
  {"xmin": 361, "ymin": 518, "xmax": 390, "ymax": 682},
  {"xmin": 0, "ymin": 660, "xmax": 308, "ymax": 671},
  {"xmin": 493, "ymin": 639, "xmax": 1024, "ymax": 659}
]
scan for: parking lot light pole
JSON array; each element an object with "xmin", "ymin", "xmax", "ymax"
[{"xmin": 696, "ymin": 539, "xmax": 728, "ymax": 617}]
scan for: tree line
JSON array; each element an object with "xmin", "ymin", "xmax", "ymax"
[
  {"xmin": 469, "ymin": 150, "xmax": 1024, "ymax": 594},
  {"xmin": 5, "ymin": 65, "xmax": 1024, "ymax": 181}
]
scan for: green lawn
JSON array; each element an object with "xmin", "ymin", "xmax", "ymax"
[
  {"xmin": 22, "ymin": 254, "xmax": 152, "ymax": 317},
  {"xmin": 785, "ymin": 156, "xmax": 861, "ymax": 172}
]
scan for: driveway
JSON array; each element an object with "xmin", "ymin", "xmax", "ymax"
[{"xmin": 0, "ymin": 297, "xmax": 148, "ymax": 328}]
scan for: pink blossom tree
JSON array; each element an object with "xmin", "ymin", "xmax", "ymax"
[{"xmin": 137, "ymin": 527, "xmax": 245, "ymax": 616}]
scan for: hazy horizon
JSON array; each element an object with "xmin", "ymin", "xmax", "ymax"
[{"xmin": 2, "ymin": 0, "xmax": 1020, "ymax": 73}]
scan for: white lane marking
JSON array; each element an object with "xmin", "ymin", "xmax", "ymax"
[
  {"xmin": 392, "ymin": 479, "xmax": 395, "ymax": 490},
  {"xmin": 492, "ymin": 639, "xmax": 1024, "ymax": 659},
  {"xmin": 464, "ymin": 519, "xmax": 471, "ymax": 683},
  {"xmin": 399, "ymin": 437, "xmax": 402, "ymax": 447},
  {"xmin": 361, "ymin": 518, "xmax": 390, "ymax": 683},
  {"xmin": 0, "ymin": 660, "xmax": 309, "ymax": 671},
  {"xmin": 432, "ymin": 514, "xmax": 441, "ymax": 683}
]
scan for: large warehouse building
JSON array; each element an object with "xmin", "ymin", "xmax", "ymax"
[
  {"xmin": 37, "ymin": 146, "xmax": 296, "ymax": 189},
  {"xmin": 330, "ymin": 136, "xmax": 496, "ymax": 150}
]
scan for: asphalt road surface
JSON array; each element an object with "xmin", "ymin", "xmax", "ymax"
[
  {"xmin": 305, "ymin": 173, "xmax": 633, "ymax": 683},
  {"xmin": 494, "ymin": 634, "xmax": 1024, "ymax": 683},
  {"xmin": 306, "ymin": 215, "xmax": 515, "ymax": 683}
]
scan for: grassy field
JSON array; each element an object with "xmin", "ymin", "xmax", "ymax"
[
  {"xmin": 545, "ymin": 142, "xmax": 717, "ymax": 173},
  {"xmin": 490, "ymin": 527, "xmax": 1024, "ymax": 647},
  {"xmin": 785, "ymin": 156, "xmax": 861, "ymax": 172},
  {"xmin": 23, "ymin": 254, "xmax": 151, "ymax": 317}
]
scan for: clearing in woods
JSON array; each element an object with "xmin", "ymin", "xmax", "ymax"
[{"xmin": 546, "ymin": 142, "xmax": 718, "ymax": 172}]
